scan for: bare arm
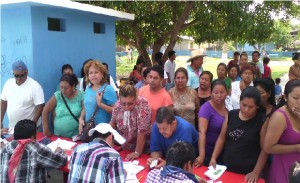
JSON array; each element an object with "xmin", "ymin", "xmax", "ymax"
[
  {"xmin": 1, "ymin": 100, "xmax": 7, "ymax": 128},
  {"xmin": 126, "ymin": 131, "xmax": 147, "ymax": 161},
  {"xmin": 42, "ymin": 96, "xmax": 56, "ymax": 136},
  {"xmin": 79, "ymin": 103, "xmax": 86, "ymax": 134},
  {"xmin": 245, "ymin": 123, "xmax": 269, "ymax": 183},
  {"xmin": 264, "ymin": 110, "xmax": 300, "ymax": 154},
  {"xmin": 209, "ymin": 116, "xmax": 228, "ymax": 168},
  {"xmin": 195, "ymin": 117, "xmax": 208, "ymax": 167},
  {"xmin": 33, "ymin": 103, "xmax": 45, "ymax": 123}
]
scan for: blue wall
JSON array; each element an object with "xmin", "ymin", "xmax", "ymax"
[
  {"xmin": 30, "ymin": 6, "xmax": 116, "ymax": 101},
  {"xmin": 1, "ymin": 3, "xmax": 117, "ymax": 127},
  {"xmin": 1, "ymin": 4, "xmax": 33, "ymax": 86},
  {"xmin": 1, "ymin": 5, "xmax": 34, "ymax": 127}
]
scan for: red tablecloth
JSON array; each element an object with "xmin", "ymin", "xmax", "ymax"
[{"xmin": 36, "ymin": 133, "xmax": 265, "ymax": 183}]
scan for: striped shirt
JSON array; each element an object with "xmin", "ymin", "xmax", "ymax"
[
  {"xmin": 0, "ymin": 141, "xmax": 67, "ymax": 183},
  {"xmin": 68, "ymin": 139, "xmax": 126, "ymax": 183}
]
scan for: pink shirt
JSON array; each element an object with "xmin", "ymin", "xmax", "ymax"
[{"xmin": 139, "ymin": 85, "xmax": 173, "ymax": 124}]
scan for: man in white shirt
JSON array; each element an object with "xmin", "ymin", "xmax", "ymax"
[
  {"xmin": 164, "ymin": 50, "xmax": 176, "ymax": 90},
  {"xmin": 1, "ymin": 60, "xmax": 45, "ymax": 129}
]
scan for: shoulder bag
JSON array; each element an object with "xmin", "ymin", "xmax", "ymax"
[
  {"xmin": 81, "ymin": 84, "xmax": 109, "ymax": 142},
  {"xmin": 61, "ymin": 93, "xmax": 79, "ymax": 123}
]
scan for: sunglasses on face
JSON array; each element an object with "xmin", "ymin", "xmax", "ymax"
[{"xmin": 13, "ymin": 73, "xmax": 27, "ymax": 78}]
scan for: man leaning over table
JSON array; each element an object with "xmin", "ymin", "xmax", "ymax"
[
  {"xmin": 146, "ymin": 141, "xmax": 206, "ymax": 183},
  {"xmin": 1, "ymin": 60, "xmax": 45, "ymax": 132},
  {"xmin": 147, "ymin": 107, "xmax": 199, "ymax": 169},
  {"xmin": 0, "ymin": 119, "xmax": 67, "ymax": 183},
  {"xmin": 68, "ymin": 123, "xmax": 127, "ymax": 183}
]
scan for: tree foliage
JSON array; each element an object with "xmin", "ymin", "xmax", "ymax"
[{"xmin": 82, "ymin": 1, "xmax": 299, "ymax": 65}]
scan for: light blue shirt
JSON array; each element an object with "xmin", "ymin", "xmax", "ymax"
[
  {"xmin": 187, "ymin": 65, "xmax": 203, "ymax": 89},
  {"xmin": 84, "ymin": 84, "xmax": 117, "ymax": 124}
]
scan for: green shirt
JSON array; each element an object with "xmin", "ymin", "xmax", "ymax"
[{"xmin": 54, "ymin": 90, "xmax": 84, "ymax": 138}]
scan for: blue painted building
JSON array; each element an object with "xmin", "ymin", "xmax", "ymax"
[{"xmin": 1, "ymin": 0, "xmax": 134, "ymax": 126}]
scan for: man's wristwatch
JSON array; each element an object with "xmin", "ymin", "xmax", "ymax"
[{"xmin": 134, "ymin": 151, "xmax": 141, "ymax": 157}]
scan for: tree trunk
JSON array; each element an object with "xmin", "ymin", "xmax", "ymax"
[{"xmin": 221, "ymin": 42, "xmax": 228, "ymax": 63}]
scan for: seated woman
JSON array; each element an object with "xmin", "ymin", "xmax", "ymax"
[
  {"xmin": 79, "ymin": 60, "xmax": 117, "ymax": 130},
  {"xmin": 264, "ymin": 79, "xmax": 300, "ymax": 183},
  {"xmin": 110, "ymin": 84, "xmax": 151, "ymax": 160},
  {"xmin": 168, "ymin": 67, "xmax": 199, "ymax": 125},
  {"xmin": 43, "ymin": 74, "xmax": 84, "ymax": 138},
  {"xmin": 195, "ymin": 79, "xmax": 228, "ymax": 167},
  {"xmin": 210, "ymin": 86, "xmax": 267, "ymax": 183}
]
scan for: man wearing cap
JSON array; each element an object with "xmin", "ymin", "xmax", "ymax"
[
  {"xmin": 1, "ymin": 60, "xmax": 45, "ymax": 129},
  {"xmin": 68, "ymin": 123, "xmax": 126, "ymax": 183},
  {"xmin": 186, "ymin": 49, "xmax": 207, "ymax": 89}
]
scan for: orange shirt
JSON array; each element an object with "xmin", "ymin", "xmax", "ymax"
[{"xmin": 138, "ymin": 85, "xmax": 173, "ymax": 124}]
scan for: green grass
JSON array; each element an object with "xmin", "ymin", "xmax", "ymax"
[{"xmin": 116, "ymin": 55, "xmax": 290, "ymax": 81}]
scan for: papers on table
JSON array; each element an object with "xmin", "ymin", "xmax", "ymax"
[
  {"xmin": 123, "ymin": 161, "xmax": 145, "ymax": 183},
  {"xmin": 46, "ymin": 138, "xmax": 76, "ymax": 152},
  {"xmin": 204, "ymin": 164, "xmax": 227, "ymax": 181}
]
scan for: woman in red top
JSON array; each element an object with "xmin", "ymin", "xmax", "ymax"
[{"xmin": 262, "ymin": 57, "xmax": 272, "ymax": 78}]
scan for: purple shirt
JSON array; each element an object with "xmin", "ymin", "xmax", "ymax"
[{"xmin": 198, "ymin": 102, "xmax": 225, "ymax": 156}]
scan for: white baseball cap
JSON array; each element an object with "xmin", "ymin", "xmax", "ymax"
[{"xmin": 88, "ymin": 123, "xmax": 126, "ymax": 145}]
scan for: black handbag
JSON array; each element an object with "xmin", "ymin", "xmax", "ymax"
[{"xmin": 81, "ymin": 84, "xmax": 109, "ymax": 143}]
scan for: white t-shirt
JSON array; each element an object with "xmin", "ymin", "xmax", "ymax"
[
  {"xmin": 230, "ymin": 81, "xmax": 253, "ymax": 110},
  {"xmin": 164, "ymin": 59, "xmax": 176, "ymax": 83},
  {"xmin": 1, "ymin": 77, "xmax": 45, "ymax": 127},
  {"xmin": 257, "ymin": 61, "xmax": 264, "ymax": 74}
]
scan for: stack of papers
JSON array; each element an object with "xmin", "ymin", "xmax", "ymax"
[
  {"xmin": 123, "ymin": 161, "xmax": 144, "ymax": 183},
  {"xmin": 204, "ymin": 164, "xmax": 227, "ymax": 181},
  {"xmin": 46, "ymin": 138, "xmax": 76, "ymax": 152},
  {"xmin": 123, "ymin": 161, "xmax": 144, "ymax": 175}
]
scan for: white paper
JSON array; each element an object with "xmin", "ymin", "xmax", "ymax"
[
  {"xmin": 204, "ymin": 164, "xmax": 227, "ymax": 181},
  {"xmin": 123, "ymin": 162, "xmax": 145, "ymax": 175},
  {"xmin": 125, "ymin": 173, "xmax": 138, "ymax": 183},
  {"xmin": 8, "ymin": 127, "xmax": 14, "ymax": 134},
  {"xmin": 46, "ymin": 138, "xmax": 76, "ymax": 151}
]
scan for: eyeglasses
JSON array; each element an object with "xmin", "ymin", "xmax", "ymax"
[
  {"xmin": 13, "ymin": 73, "xmax": 27, "ymax": 78},
  {"xmin": 120, "ymin": 101, "xmax": 135, "ymax": 107}
]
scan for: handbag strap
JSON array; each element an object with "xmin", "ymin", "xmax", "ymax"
[
  {"xmin": 90, "ymin": 84, "xmax": 109, "ymax": 120},
  {"xmin": 61, "ymin": 92, "xmax": 79, "ymax": 123}
]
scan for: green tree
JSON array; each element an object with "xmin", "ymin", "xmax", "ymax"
[
  {"xmin": 269, "ymin": 21, "xmax": 293, "ymax": 50},
  {"xmin": 84, "ymin": 1, "xmax": 299, "ymax": 65}
]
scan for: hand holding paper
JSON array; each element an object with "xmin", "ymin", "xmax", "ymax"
[{"xmin": 204, "ymin": 164, "xmax": 227, "ymax": 181}]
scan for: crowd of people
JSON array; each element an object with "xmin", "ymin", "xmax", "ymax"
[{"xmin": 0, "ymin": 50, "xmax": 300, "ymax": 183}]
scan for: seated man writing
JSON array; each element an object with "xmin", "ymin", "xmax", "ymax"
[
  {"xmin": 68, "ymin": 123, "xmax": 127, "ymax": 183},
  {"xmin": 146, "ymin": 141, "xmax": 206, "ymax": 183},
  {"xmin": 0, "ymin": 119, "xmax": 67, "ymax": 183},
  {"xmin": 147, "ymin": 107, "xmax": 199, "ymax": 168}
]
